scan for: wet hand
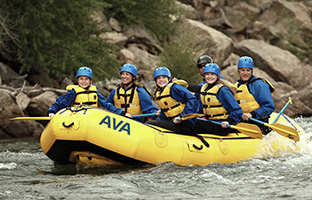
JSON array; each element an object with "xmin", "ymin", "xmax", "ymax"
[
  {"xmin": 221, "ymin": 121, "xmax": 229, "ymax": 128},
  {"xmin": 173, "ymin": 117, "xmax": 181, "ymax": 124},
  {"xmin": 48, "ymin": 113, "xmax": 55, "ymax": 119},
  {"xmin": 242, "ymin": 113, "xmax": 252, "ymax": 121}
]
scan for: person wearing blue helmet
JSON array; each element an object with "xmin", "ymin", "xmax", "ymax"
[
  {"xmin": 182, "ymin": 55, "xmax": 226, "ymax": 114},
  {"xmin": 48, "ymin": 67, "xmax": 130, "ymax": 118},
  {"xmin": 107, "ymin": 64, "xmax": 158, "ymax": 122},
  {"xmin": 194, "ymin": 63, "xmax": 242, "ymax": 136},
  {"xmin": 234, "ymin": 56, "xmax": 275, "ymax": 134},
  {"xmin": 147, "ymin": 67, "xmax": 199, "ymax": 135}
]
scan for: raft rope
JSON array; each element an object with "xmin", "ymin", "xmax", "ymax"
[{"xmin": 59, "ymin": 104, "xmax": 96, "ymax": 115}]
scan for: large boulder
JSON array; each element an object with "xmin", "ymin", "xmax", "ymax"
[
  {"xmin": 123, "ymin": 25, "xmax": 163, "ymax": 54},
  {"xmin": 99, "ymin": 32, "xmax": 127, "ymax": 46},
  {"xmin": 127, "ymin": 44, "xmax": 160, "ymax": 71},
  {"xmin": 272, "ymin": 82, "xmax": 312, "ymax": 117},
  {"xmin": 26, "ymin": 91, "xmax": 58, "ymax": 117},
  {"xmin": 176, "ymin": 0, "xmax": 200, "ymax": 20},
  {"xmin": 202, "ymin": 1, "xmax": 261, "ymax": 34},
  {"xmin": 16, "ymin": 92, "xmax": 31, "ymax": 111},
  {"xmin": 297, "ymin": 82, "xmax": 312, "ymax": 110},
  {"xmin": 0, "ymin": 89, "xmax": 44, "ymax": 138},
  {"xmin": 177, "ymin": 18, "xmax": 233, "ymax": 65},
  {"xmin": 257, "ymin": 0, "xmax": 312, "ymax": 50},
  {"xmin": 0, "ymin": 89, "xmax": 23, "ymax": 129},
  {"xmin": 0, "ymin": 63, "xmax": 28, "ymax": 88}
]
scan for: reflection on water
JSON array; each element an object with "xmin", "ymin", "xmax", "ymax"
[{"xmin": 0, "ymin": 118, "xmax": 311, "ymax": 200}]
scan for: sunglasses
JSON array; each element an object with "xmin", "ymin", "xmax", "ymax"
[{"xmin": 197, "ymin": 64, "xmax": 206, "ymax": 69}]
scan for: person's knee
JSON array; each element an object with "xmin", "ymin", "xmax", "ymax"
[{"xmin": 146, "ymin": 120, "xmax": 157, "ymax": 125}]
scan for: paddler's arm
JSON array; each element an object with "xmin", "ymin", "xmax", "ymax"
[
  {"xmin": 97, "ymin": 91, "xmax": 124, "ymax": 115},
  {"xmin": 187, "ymin": 84, "xmax": 201, "ymax": 93},
  {"xmin": 47, "ymin": 89, "xmax": 76, "ymax": 118}
]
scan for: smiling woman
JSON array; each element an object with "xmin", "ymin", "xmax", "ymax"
[
  {"xmin": 106, "ymin": 64, "xmax": 158, "ymax": 122},
  {"xmin": 146, "ymin": 67, "xmax": 200, "ymax": 136},
  {"xmin": 121, "ymin": 71, "xmax": 134, "ymax": 86},
  {"xmin": 194, "ymin": 63, "xmax": 243, "ymax": 136}
]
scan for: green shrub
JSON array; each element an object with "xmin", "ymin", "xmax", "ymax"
[
  {"xmin": 2, "ymin": 0, "xmax": 121, "ymax": 81},
  {"xmin": 159, "ymin": 32, "xmax": 201, "ymax": 84},
  {"xmin": 1, "ymin": 0, "xmax": 180, "ymax": 81}
]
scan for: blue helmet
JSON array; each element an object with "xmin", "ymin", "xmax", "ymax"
[
  {"xmin": 120, "ymin": 64, "xmax": 138, "ymax": 76},
  {"xmin": 154, "ymin": 67, "xmax": 172, "ymax": 80},
  {"xmin": 76, "ymin": 67, "xmax": 93, "ymax": 79},
  {"xmin": 203, "ymin": 63, "xmax": 220, "ymax": 76},
  {"xmin": 238, "ymin": 56, "xmax": 253, "ymax": 69}
]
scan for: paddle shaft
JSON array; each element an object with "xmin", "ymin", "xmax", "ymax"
[
  {"xmin": 132, "ymin": 113, "xmax": 157, "ymax": 118},
  {"xmin": 179, "ymin": 113, "xmax": 263, "ymax": 138},
  {"xmin": 272, "ymin": 97, "xmax": 292, "ymax": 123},
  {"xmin": 10, "ymin": 116, "xmax": 51, "ymax": 120},
  {"xmin": 196, "ymin": 118, "xmax": 262, "ymax": 139}
]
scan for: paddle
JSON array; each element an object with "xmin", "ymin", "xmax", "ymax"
[
  {"xmin": 132, "ymin": 113, "xmax": 157, "ymax": 118},
  {"xmin": 10, "ymin": 116, "xmax": 51, "ymax": 121},
  {"xmin": 180, "ymin": 113, "xmax": 263, "ymax": 139},
  {"xmin": 195, "ymin": 117, "xmax": 263, "ymax": 139},
  {"xmin": 248, "ymin": 117, "xmax": 299, "ymax": 142},
  {"xmin": 272, "ymin": 97, "xmax": 292, "ymax": 123}
]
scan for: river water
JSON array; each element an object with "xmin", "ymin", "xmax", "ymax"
[{"xmin": 0, "ymin": 117, "xmax": 311, "ymax": 200}]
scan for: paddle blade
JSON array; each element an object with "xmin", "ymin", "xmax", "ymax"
[
  {"xmin": 10, "ymin": 117, "xmax": 51, "ymax": 121},
  {"xmin": 270, "ymin": 123, "xmax": 299, "ymax": 142},
  {"xmin": 234, "ymin": 123, "xmax": 263, "ymax": 139}
]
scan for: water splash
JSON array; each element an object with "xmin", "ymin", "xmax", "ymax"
[{"xmin": 0, "ymin": 162, "xmax": 17, "ymax": 169}]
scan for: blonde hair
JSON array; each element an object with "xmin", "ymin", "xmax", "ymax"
[{"xmin": 218, "ymin": 78, "xmax": 237, "ymax": 97}]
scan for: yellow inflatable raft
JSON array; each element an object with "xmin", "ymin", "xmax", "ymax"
[{"xmin": 40, "ymin": 106, "xmax": 305, "ymax": 167}]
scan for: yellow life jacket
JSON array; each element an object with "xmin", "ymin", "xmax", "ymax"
[
  {"xmin": 113, "ymin": 85, "xmax": 142, "ymax": 115},
  {"xmin": 156, "ymin": 82, "xmax": 186, "ymax": 119},
  {"xmin": 200, "ymin": 83, "xmax": 229, "ymax": 120},
  {"xmin": 234, "ymin": 78, "xmax": 275, "ymax": 113},
  {"xmin": 68, "ymin": 85, "xmax": 98, "ymax": 107}
]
